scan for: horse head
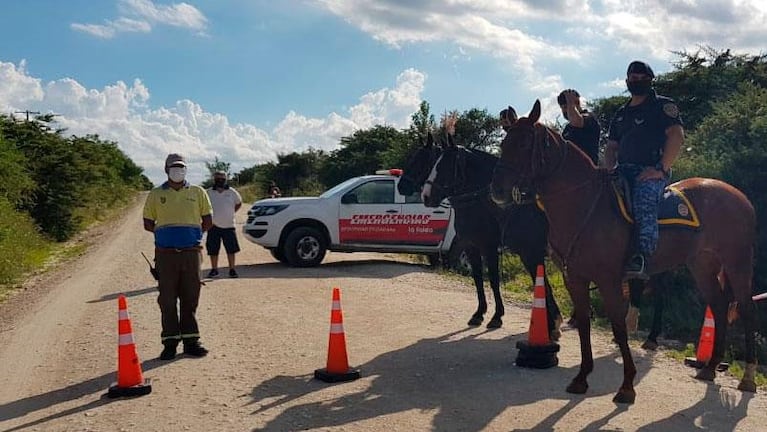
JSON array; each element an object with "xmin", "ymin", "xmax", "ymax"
[
  {"xmin": 398, "ymin": 132, "xmax": 440, "ymax": 196},
  {"xmin": 421, "ymin": 139, "xmax": 470, "ymax": 208},
  {"xmin": 491, "ymin": 100, "xmax": 566, "ymax": 206}
]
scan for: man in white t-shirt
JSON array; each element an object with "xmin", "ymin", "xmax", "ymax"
[{"xmin": 206, "ymin": 171, "xmax": 243, "ymax": 278}]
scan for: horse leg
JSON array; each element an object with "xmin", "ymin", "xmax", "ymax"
[
  {"xmin": 565, "ymin": 276, "xmax": 594, "ymax": 395},
  {"xmin": 485, "ymin": 247, "xmax": 504, "ymax": 328},
  {"xmin": 467, "ymin": 247, "xmax": 486, "ymax": 326},
  {"xmin": 600, "ymin": 277, "xmax": 637, "ymax": 404},
  {"xmin": 626, "ymin": 279, "xmax": 643, "ymax": 335},
  {"xmin": 690, "ymin": 262, "xmax": 728, "ymax": 383},
  {"xmin": 721, "ymin": 264, "xmax": 759, "ymax": 392},
  {"xmin": 642, "ymin": 277, "xmax": 663, "ymax": 350}
]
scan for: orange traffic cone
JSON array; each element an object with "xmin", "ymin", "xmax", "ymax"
[
  {"xmin": 516, "ymin": 264, "xmax": 559, "ymax": 369},
  {"xmin": 685, "ymin": 306, "xmax": 727, "ymax": 371},
  {"xmin": 314, "ymin": 287, "xmax": 361, "ymax": 383},
  {"xmin": 108, "ymin": 294, "xmax": 152, "ymax": 398}
]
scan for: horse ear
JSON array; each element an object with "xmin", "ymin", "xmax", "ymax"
[
  {"xmin": 426, "ymin": 132, "xmax": 434, "ymax": 147},
  {"xmin": 529, "ymin": 100, "xmax": 541, "ymax": 123},
  {"xmin": 506, "ymin": 106, "xmax": 518, "ymax": 123}
]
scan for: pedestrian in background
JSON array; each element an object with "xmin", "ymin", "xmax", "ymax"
[
  {"xmin": 143, "ymin": 153, "xmax": 213, "ymax": 360},
  {"xmin": 206, "ymin": 170, "xmax": 242, "ymax": 278}
]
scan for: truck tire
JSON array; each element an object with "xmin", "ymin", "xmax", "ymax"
[
  {"xmin": 426, "ymin": 253, "xmax": 442, "ymax": 267},
  {"xmin": 448, "ymin": 238, "xmax": 473, "ymax": 275},
  {"xmin": 270, "ymin": 248, "xmax": 288, "ymax": 264},
  {"xmin": 283, "ymin": 226, "xmax": 327, "ymax": 267}
]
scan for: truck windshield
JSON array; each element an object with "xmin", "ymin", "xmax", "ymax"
[{"xmin": 319, "ymin": 178, "xmax": 360, "ymax": 198}]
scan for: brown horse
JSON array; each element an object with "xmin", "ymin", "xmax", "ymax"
[{"xmin": 490, "ymin": 100, "xmax": 758, "ymax": 404}]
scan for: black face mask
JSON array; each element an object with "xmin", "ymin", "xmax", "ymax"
[
  {"xmin": 214, "ymin": 179, "xmax": 226, "ymax": 188},
  {"xmin": 627, "ymin": 79, "xmax": 652, "ymax": 96}
]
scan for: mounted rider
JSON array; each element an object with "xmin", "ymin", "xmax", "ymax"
[{"xmin": 605, "ymin": 61, "xmax": 685, "ymax": 280}]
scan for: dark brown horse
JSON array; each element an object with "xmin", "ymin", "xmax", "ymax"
[{"xmin": 490, "ymin": 100, "xmax": 758, "ymax": 404}]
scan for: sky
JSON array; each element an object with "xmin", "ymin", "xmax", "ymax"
[{"xmin": 1, "ymin": 0, "xmax": 765, "ymax": 185}]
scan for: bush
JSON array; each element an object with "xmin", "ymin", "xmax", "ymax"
[{"xmin": 0, "ymin": 198, "xmax": 49, "ymax": 286}]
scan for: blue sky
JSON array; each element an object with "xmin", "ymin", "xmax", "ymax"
[{"xmin": 1, "ymin": 0, "xmax": 765, "ymax": 184}]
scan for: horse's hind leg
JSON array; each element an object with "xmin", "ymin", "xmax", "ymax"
[
  {"xmin": 690, "ymin": 260, "xmax": 729, "ymax": 383},
  {"xmin": 485, "ymin": 248, "xmax": 504, "ymax": 328},
  {"xmin": 467, "ymin": 247, "xmax": 486, "ymax": 326},
  {"xmin": 721, "ymin": 262, "xmax": 758, "ymax": 392},
  {"xmin": 642, "ymin": 276, "xmax": 664, "ymax": 350}
]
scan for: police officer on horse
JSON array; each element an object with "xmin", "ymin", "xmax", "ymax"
[{"xmin": 605, "ymin": 61, "xmax": 685, "ymax": 280}]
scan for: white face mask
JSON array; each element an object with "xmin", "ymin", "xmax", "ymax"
[{"xmin": 168, "ymin": 167, "xmax": 187, "ymax": 183}]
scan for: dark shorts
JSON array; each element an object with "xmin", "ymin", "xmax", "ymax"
[{"xmin": 206, "ymin": 226, "xmax": 240, "ymax": 255}]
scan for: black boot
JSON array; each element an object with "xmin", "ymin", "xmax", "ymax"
[
  {"xmin": 160, "ymin": 341, "xmax": 178, "ymax": 360},
  {"xmin": 183, "ymin": 340, "xmax": 209, "ymax": 357},
  {"xmin": 624, "ymin": 253, "xmax": 649, "ymax": 281}
]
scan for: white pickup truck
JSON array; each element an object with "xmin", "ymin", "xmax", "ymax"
[{"xmin": 242, "ymin": 169, "xmax": 467, "ymax": 268}]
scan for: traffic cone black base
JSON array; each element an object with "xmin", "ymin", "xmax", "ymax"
[
  {"xmin": 107, "ymin": 378, "xmax": 152, "ymax": 398},
  {"xmin": 314, "ymin": 368, "xmax": 360, "ymax": 383},
  {"xmin": 684, "ymin": 358, "xmax": 729, "ymax": 372},
  {"xmin": 515, "ymin": 340, "xmax": 560, "ymax": 369}
]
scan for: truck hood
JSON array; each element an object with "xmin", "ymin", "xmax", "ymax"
[{"xmin": 251, "ymin": 197, "xmax": 320, "ymax": 206}]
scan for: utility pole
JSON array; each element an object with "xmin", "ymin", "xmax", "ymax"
[{"xmin": 14, "ymin": 110, "xmax": 40, "ymax": 122}]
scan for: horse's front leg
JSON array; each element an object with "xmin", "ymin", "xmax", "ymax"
[
  {"xmin": 598, "ymin": 275, "xmax": 637, "ymax": 404},
  {"xmin": 566, "ymin": 275, "xmax": 594, "ymax": 395},
  {"xmin": 467, "ymin": 247, "xmax": 486, "ymax": 326},
  {"xmin": 485, "ymin": 248, "xmax": 503, "ymax": 328}
]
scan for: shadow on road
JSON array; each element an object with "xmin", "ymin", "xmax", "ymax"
[
  {"xmin": 0, "ymin": 357, "xmax": 179, "ymax": 431},
  {"xmin": 86, "ymin": 285, "xmax": 157, "ymax": 303},
  {"xmin": 213, "ymin": 258, "xmax": 429, "ymax": 281},
  {"xmin": 246, "ymin": 329, "xmax": 654, "ymax": 432}
]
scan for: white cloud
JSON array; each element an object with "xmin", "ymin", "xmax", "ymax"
[
  {"xmin": 72, "ymin": 0, "xmax": 207, "ymax": 39},
  {"xmin": 0, "ymin": 60, "xmax": 424, "ymax": 185}
]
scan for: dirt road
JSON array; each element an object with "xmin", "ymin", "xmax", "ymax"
[{"xmin": 1, "ymin": 196, "xmax": 765, "ymax": 432}]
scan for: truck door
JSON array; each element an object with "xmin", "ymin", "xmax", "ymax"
[
  {"xmin": 397, "ymin": 179, "xmax": 452, "ymax": 246},
  {"xmin": 339, "ymin": 179, "xmax": 402, "ymax": 244}
]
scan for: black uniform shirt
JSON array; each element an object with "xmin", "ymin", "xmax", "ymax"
[
  {"xmin": 563, "ymin": 113, "xmax": 600, "ymax": 165},
  {"xmin": 608, "ymin": 90, "xmax": 683, "ymax": 166}
]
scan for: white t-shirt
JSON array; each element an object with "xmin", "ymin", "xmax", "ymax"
[{"xmin": 207, "ymin": 187, "xmax": 243, "ymax": 229}]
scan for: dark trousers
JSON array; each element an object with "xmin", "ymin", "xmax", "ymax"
[{"xmin": 156, "ymin": 249, "xmax": 202, "ymax": 345}]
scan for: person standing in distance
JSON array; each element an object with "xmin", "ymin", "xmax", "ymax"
[
  {"xmin": 206, "ymin": 171, "xmax": 243, "ymax": 278},
  {"xmin": 605, "ymin": 61, "xmax": 684, "ymax": 280},
  {"xmin": 558, "ymin": 89, "xmax": 601, "ymax": 165},
  {"xmin": 143, "ymin": 153, "xmax": 213, "ymax": 360}
]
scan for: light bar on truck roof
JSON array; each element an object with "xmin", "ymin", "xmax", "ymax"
[{"xmin": 375, "ymin": 168, "xmax": 403, "ymax": 176}]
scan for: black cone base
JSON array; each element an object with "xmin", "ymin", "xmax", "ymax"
[
  {"xmin": 314, "ymin": 368, "xmax": 361, "ymax": 383},
  {"xmin": 107, "ymin": 378, "xmax": 152, "ymax": 398},
  {"xmin": 516, "ymin": 341, "xmax": 560, "ymax": 369},
  {"xmin": 684, "ymin": 357, "xmax": 729, "ymax": 372}
]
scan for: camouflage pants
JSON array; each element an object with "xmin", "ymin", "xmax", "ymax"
[{"xmin": 618, "ymin": 164, "xmax": 667, "ymax": 256}]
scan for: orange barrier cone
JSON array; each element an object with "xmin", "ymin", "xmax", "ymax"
[
  {"xmin": 516, "ymin": 265, "xmax": 559, "ymax": 369},
  {"xmin": 314, "ymin": 287, "xmax": 361, "ymax": 383},
  {"xmin": 528, "ymin": 265, "xmax": 550, "ymax": 346},
  {"xmin": 685, "ymin": 306, "xmax": 728, "ymax": 371},
  {"xmin": 108, "ymin": 295, "xmax": 152, "ymax": 398}
]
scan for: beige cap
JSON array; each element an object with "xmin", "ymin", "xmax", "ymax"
[{"xmin": 165, "ymin": 153, "xmax": 187, "ymax": 168}]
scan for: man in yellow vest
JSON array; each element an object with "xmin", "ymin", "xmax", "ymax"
[{"xmin": 143, "ymin": 153, "xmax": 213, "ymax": 360}]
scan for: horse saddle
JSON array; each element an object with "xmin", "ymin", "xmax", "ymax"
[{"xmin": 612, "ymin": 175, "xmax": 701, "ymax": 229}]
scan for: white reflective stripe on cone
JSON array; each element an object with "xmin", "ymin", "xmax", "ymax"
[
  {"xmin": 533, "ymin": 298, "xmax": 546, "ymax": 308},
  {"xmin": 118, "ymin": 334, "xmax": 135, "ymax": 345},
  {"xmin": 332, "ymin": 301, "xmax": 341, "ymax": 310},
  {"xmin": 118, "ymin": 310, "xmax": 129, "ymax": 320},
  {"xmin": 704, "ymin": 318, "xmax": 715, "ymax": 327},
  {"xmin": 330, "ymin": 323, "xmax": 345, "ymax": 334},
  {"xmin": 535, "ymin": 277, "xmax": 544, "ymax": 286}
]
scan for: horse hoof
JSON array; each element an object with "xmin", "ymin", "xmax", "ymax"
[
  {"xmin": 738, "ymin": 380, "xmax": 757, "ymax": 393},
  {"xmin": 641, "ymin": 340, "xmax": 658, "ymax": 351},
  {"xmin": 550, "ymin": 329, "xmax": 562, "ymax": 341},
  {"xmin": 468, "ymin": 316, "xmax": 483, "ymax": 326},
  {"xmin": 612, "ymin": 389, "xmax": 636, "ymax": 404},
  {"xmin": 695, "ymin": 368, "xmax": 716, "ymax": 382},
  {"xmin": 487, "ymin": 318, "xmax": 502, "ymax": 329},
  {"xmin": 566, "ymin": 380, "xmax": 588, "ymax": 394}
]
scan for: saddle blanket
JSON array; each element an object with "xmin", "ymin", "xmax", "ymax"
[{"xmin": 613, "ymin": 184, "xmax": 701, "ymax": 229}]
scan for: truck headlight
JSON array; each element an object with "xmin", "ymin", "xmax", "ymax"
[{"xmin": 249, "ymin": 205, "xmax": 288, "ymax": 217}]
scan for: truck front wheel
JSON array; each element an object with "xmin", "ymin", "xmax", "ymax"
[{"xmin": 283, "ymin": 227, "xmax": 327, "ymax": 267}]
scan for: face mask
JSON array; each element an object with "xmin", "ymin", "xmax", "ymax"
[
  {"xmin": 214, "ymin": 179, "xmax": 226, "ymax": 188},
  {"xmin": 168, "ymin": 167, "xmax": 186, "ymax": 183},
  {"xmin": 627, "ymin": 79, "xmax": 652, "ymax": 96}
]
